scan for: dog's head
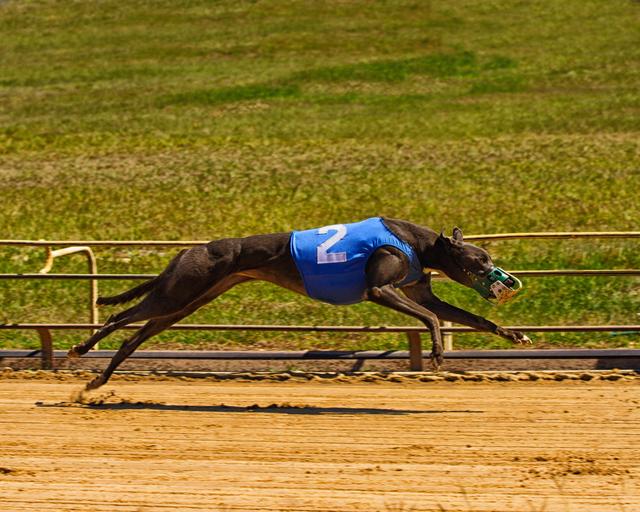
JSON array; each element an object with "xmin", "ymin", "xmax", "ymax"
[
  {"xmin": 436, "ymin": 228, "xmax": 493, "ymax": 287},
  {"xmin": 435, "ymin": 228, "xmax": 522, "ymax": 304}
]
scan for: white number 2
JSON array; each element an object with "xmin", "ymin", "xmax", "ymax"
[{"xmin": 316, "ymin": 224, "xmax": 347, "ymax": 264}]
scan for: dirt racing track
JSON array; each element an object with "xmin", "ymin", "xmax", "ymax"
[{"xmin": 0, "ymin": 371, "xmax": 638, "ymax": 512}]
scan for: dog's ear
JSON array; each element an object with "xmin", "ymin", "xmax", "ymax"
[
  {"xmin": 438, "ymin": 228, "xmax": 464, "ymax": 248},
  {"xmin": 437, "ymin": 229, "xmax": 456, "ymax": 252},
  {"xmin": 438, "ymin": 230, "xmax": 449, "ymax": 247}
]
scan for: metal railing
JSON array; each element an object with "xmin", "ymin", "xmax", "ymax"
[
  {"xmin": 2, "ymin": 323, "xmax": 640, "ymax": 372},
  {"xmin": 1, "ymin": 232, "xmax": 639, "ymax": 371}
]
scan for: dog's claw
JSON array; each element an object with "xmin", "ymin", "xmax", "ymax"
[
  {"xmin": 500, "ymin": 328, "xmax": 532, "ymax": 345},
  {"xmin": 514, "ymin": 333, "xmax": 533, "ymax": 345},
  {"xmin": 85, "ymin": 376, "xmax": 105, "ymax": 391}
]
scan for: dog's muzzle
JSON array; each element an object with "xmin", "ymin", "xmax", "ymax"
[{"xmin": 471, "ymin": 267, "xmax": 522, "ymax": 305}]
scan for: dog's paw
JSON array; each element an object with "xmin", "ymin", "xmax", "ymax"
[
  {"xmin": 511, "ymin": 331, "xmax": 532, "ymax": 345},
  {"xmin": 67, "ymin": 345, "xmax": 83, "ymax": 358},
  {"xmin": 430, "ymin": 350, "xmax": 444, "ymax": 371},
  {"xmin": 520, "ymin": 334, "xmax": 533, "ymax": 344},
  {"xmin": 497, "ymin": 327, "xmax": 532, "ymax": 345}
]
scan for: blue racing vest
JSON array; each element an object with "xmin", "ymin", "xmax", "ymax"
[{"xmin": 290, "ymin": 217, "xmax": 423, "ymax": 305}]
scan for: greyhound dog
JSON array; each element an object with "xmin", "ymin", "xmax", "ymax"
[{"xmin": 68, "ymin": 217, "xmax": 531, "ymax": 390}]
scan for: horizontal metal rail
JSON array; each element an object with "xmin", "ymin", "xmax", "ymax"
[
  {"xmin": 2, "ymin": 348, "xmax": 639, "ymax": 361},
  {"xmin": 1, "ymin": 231, "xmax": 640, "ymax": 247},
  {"xmin": 466, "ymin": 232, "xmax": 640, "ymax": 241},
  {"xmin": 2, "ymin": 269, "xmax": 640, "ymax": 280},
  {"xmin": 2, "ymin": 323, "xmax": 640, "ymax": 333},
  {"xmin": 0, "ymin": 273, "xmax": 157, "ymax": 280}
]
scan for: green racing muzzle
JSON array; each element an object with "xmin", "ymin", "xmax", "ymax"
[{"xmin": 471, "ymin": 267, "xmax": 522, "ymax": 305}]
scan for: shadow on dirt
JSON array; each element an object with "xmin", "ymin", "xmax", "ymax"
[{"xmin": 36, "ymin": 401, "xmax": 483, "ymax": 415}]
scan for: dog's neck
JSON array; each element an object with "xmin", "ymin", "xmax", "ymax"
[{"xmin": 382, "ymin": 217, "xmax": 447, "ymax": 270}]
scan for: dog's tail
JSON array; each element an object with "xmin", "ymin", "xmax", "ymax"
[
  {"xmin": 96, "ymin": 277, "xmax": 159, "ymax": 306},
  {"xmin": 96, "ymin": 249, "xmax": 188, "ymax": 306}
]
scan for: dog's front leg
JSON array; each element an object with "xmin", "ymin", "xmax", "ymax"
[
  {"xmin": 365, "ymin": 248, "xmax": 444, "ymax": 368},
  {"xmin": 402, "ymin": 282, "xmax": 532, "ymax": 345},
  {"xmin": 368, "ymin": 285, "xmax": 444, "ymax": 368},
  {"xmin": 429, "ymin": 299, "xmax": 531, "ymax": 344}
]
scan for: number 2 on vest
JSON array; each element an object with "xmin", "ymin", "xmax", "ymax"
[{"xmin": 316, "ymin": 224, "xmax": 347, "ymax": 264}]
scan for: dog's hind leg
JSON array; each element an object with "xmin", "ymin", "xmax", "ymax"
[
  {"xmin": 68, "ymin": 290, "xmax": 199, "ymax": 359},
  {"xmin": 84, "ymin": 274, "xmax": 252, "ymax": 390},
  {"xmin": 84, "ymin": 317, "xmax": 175, "ymax": 390},
  {"xmin": 69, "ymin": 245, "xmax": 230, "ymax": 358},
  {"xmin": 67, "ymin": 305, "xmax": 152, "ymax": 358}
]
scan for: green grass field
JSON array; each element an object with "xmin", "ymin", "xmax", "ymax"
[{"xmin": 1, "ymin": 0, "xmax": 639, "ymax": 351}]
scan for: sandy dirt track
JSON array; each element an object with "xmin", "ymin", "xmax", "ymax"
[{"xmin": 0, "ymin": 374, "xmax": 638, "ymax": 512}]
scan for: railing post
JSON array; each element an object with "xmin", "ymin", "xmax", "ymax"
[
  {"xmin": 36, "ymin": 328, "xmax": 53, "ymax": 370},
  {"xmin": 443, "ymin": 320, "xmax": 454, "ymax": 351},
  {"xmin": 406, "ymin": 331, "xmax": 424, "ymax": 371},
  {"xmin": 39, "ymin": 245, "xmax": 99, "ymax": 341},
  {"xmin": 350, "ymin": 359, "xmax": 365, "ymax": 372}
]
